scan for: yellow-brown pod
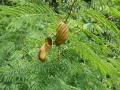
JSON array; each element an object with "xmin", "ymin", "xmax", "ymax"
[
  {"xmin": 38, "ymin": 44, "xmax": 46, "ymax": 62},
  {"xmin": 45, "ymin": 37, "xmax": 52, "ymax": 50},
  {"xmin": 38, "ymin": 37, "xmax": 52, "ymax": 62},
  {"xmin": 55, "ymin": 21, "xmax": 68, "ymax": 46}
]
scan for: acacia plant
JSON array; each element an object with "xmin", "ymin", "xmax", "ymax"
[{"xmin": 0, "ymin": 0, "xmax": 120, "ymax": 90}]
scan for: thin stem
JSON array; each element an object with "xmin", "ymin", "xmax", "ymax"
[{"xmin": 64, "ymin": 0, "xmax": 77, "ymax": 23}]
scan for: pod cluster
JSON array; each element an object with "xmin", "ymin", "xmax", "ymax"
[{"xmin": 38, "ymin": 21, "xmax": 68, "ymax": 62}]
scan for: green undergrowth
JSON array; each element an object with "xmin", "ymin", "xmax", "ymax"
[{"xmin": 0, "ymin": 0, "xmax": 120, "ymax": 90}]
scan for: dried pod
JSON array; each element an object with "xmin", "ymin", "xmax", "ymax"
[
  {"xmin": 55, "ymin": 21, "xmax": 68, "ymax": 46},
  {"xmin": 38, "ymin": 37, "xmax": 52, "ymax": 62},
  {"xmin": 45, "ymin": 37, "xmax": 52, "ymax": 50},
  {"xmin": 38, "ymin": 44, "xmax": 46, "ymax": 62}
]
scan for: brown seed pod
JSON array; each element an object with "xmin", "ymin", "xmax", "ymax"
[
  {"xmin": 38, "ymin": 44, "xmax": 46, "ymax": 62},
  {"xmin": 38, "ymin": 37, "xmax": 52, "ymax": 62},
  {"xmin": 45, "ymin": 37, "xmax": 52, "ymax": 50},
  {"xmin": 55, "ymin": 21, "xmax": 68, "ymax": 46}
]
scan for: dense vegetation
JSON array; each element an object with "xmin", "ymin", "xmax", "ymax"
[{"xmin": 0, "ymin": 0, "xmax": 120, "ymax": 90}]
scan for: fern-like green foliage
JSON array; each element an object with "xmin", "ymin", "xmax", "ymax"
[{"xmin": 0, "ymin": 0, "xmax": 120, "ymax": 90}]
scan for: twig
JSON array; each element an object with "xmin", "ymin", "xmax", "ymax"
[{"xmin": 64, "ymin": 0, "xmax": 77, "ymax": 23}]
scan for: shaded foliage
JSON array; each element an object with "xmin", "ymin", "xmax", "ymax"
[{"xmin": 0, "ymin": 0, "xmax": 120, "ymax": 90}]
